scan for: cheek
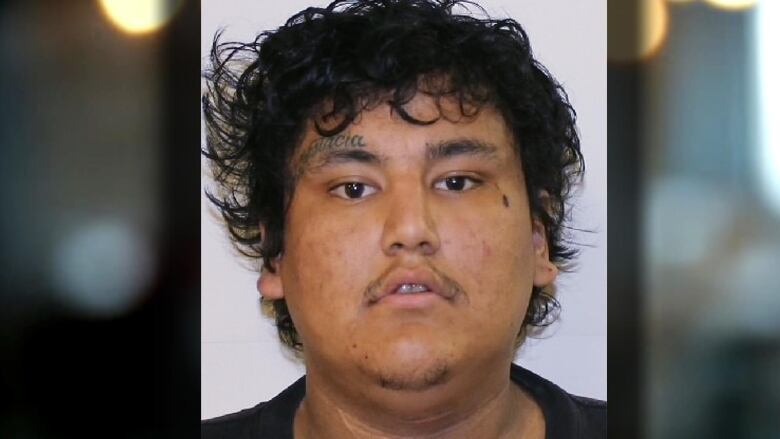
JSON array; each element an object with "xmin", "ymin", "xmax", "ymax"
[
  {"xmin": 287, "ymin": 197, "xmax": 371, "ymax": 275},
  {"xmin": 440, "ymin": 209, "xmax": 535, "ymax": 316},
  {"xmin": 280, "ymin": 210, "xmax": 376, "ymax": 341}
]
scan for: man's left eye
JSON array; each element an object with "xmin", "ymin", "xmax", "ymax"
[{"xmin": 433, "ymin": 176, "xmax": 482, "ymax": 192}]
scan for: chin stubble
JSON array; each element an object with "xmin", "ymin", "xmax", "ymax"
[{"xmin": 376, "ymin": 359, "xmax": 451, "ymax": 392}]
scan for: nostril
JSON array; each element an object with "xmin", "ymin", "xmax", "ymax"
[
  {"xmin": 419, "ymin": 241, "xmax": 435, "ymax": 255},
  {"xmin": 388, "ymin": 240, "xmax": 434, "ymax": 254}
]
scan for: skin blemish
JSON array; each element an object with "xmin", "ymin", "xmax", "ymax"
[{"xmin": 482, "ymin": 241, "xmax": 492, "ymax": 258}]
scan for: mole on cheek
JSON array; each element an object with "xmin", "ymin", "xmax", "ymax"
[{"xmin": 502, "ymin": 194, "xmax": 510, "ymax": 208}]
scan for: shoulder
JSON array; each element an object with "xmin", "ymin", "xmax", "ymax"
[
  {"xmin": 201, "ymin": 402, "xmax": 267, "ymax": 439},
  {"xmin": 201, "ymin": 375, "xmax": 306, "ymax": 439},
  {"xmin": 510, "ymin": 363, "xmax": 606, "ymax": 439},
  {"xmin": 570, "ymin": 394, "xmax": 607, "ymax": 438}
]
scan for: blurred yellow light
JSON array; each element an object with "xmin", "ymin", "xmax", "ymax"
[
  {"xmin": 609, "ymin": 0, "xmax": 669, "ymax": 62},
  {"xmin": 704, "ymin": 0, "xmax": 758, "ymax": 10},
  {"xmin": 98, "ymin": 0, "xmax": 181, "ymax": 35}
]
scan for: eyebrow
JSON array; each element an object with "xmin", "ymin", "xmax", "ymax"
[
  {"xmin": 425, "ymin": 138, "xmax": 501, "ymax": 162},
  {"xmin": 305, "ymin": 148, "xmax": 385, "ymax": 173}
]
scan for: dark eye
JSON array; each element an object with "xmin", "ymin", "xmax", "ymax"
[
  {"xmin": 433, "ymin": 176, "xmax": 481, "ymax": 192},
  {"xmin": 330, "ymin": 182, "xmax": 378, "ymax": 199}
]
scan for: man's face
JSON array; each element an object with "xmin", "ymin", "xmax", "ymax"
[{"xmin": 260, "ymin": 94, "xmax": 557, "ymax": 392}]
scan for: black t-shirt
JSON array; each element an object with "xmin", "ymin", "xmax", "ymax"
[{"xmin": 202, "ymin": 363, "xmax": 606, "ymax": 438}]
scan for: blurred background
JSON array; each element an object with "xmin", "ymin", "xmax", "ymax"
[
  {"xmin": 609, "ymin": 0, "xmax": 780, "ymax": 437},
  {"xmin": 1, "ymin": 0, "xmax": 778, "ymax": 437},
  {"xmin": 0, "ymin": 0, "xmax": 199, "ymax": 437}
]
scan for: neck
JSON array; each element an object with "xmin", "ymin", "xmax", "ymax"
[{"xmin": 294, "ymin": 362, "xmax": 544, "ymax": 439}]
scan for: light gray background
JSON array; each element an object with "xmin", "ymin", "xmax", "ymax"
[{"xmin": 202, "ymin": 0, "xmax": 606, "ymax": 419}]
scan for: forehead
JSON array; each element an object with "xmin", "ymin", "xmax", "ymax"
[{"xmin": 294, "ymin": 94, "xmax": 516, "ymax": 166}]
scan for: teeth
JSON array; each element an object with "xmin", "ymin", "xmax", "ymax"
[{"xmin": 396, "ymin": 283, "xmax": 429, "ymax": 294}]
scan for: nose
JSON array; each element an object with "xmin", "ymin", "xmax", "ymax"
[{"xmin": 381, "ymin": 181, "xmax": 441, "ymax": 257}]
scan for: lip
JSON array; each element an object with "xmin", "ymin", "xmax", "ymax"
[{"xmin": 366, "ymin": 268, "xmax": 457, "ymax": 306}]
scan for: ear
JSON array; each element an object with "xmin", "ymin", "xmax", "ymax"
[
  {"xmin": 532, "ymin": 218, "xmax": 558, "ymax": 288},
  {"xmin": 257, "ymin": 255, "xmax": 285, "ymax": 300}
]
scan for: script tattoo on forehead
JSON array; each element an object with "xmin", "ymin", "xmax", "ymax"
[{"xmin": 296, "ymin": 132, "xmax": 367, "ymax": 175}]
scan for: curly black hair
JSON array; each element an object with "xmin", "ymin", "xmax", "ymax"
[{"xmin": 203, "ymin": 0, "xmax": 583, "ymax": 352}]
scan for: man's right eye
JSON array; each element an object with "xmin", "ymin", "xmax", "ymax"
[{"xmin": 329, "ymin": 182, "xmax": 378, "ymax": 200}]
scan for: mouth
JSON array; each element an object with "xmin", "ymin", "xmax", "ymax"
[
  {"xmin": 365, "ymin": 268, "xmax": 462, "ymax": 307},
  {"xmin": 394, "ymin": 283, "xmax": 432, "ymax": 294}
]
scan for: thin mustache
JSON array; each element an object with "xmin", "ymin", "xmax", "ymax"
[{"xmin": 363, "ymin": 264, "xmax": 465, "ymax": 302}]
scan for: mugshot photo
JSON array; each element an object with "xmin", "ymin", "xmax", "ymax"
[{"xmin": 201, "ymin": 1, "xmax": 606, "ymax": 437}]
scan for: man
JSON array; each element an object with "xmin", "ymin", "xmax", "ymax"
[{"xmin": 202, "ymin": 0, "xmax": 606, "ymax": 437}]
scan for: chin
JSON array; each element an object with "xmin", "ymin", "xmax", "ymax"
[{"xmin": 360, "ymin": 336, "xmax": 457, "ymax": 392}]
